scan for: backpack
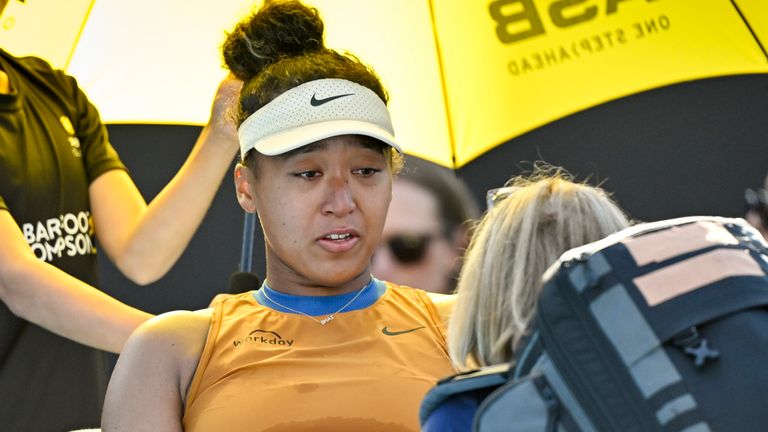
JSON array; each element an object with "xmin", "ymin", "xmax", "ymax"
[{"xmin": 420, "ymin": 216, "xmax": 768, "ymax": 431}]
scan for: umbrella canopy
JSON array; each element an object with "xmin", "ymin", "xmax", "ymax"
[{"xmin": 1, "ymin": 0, "xmax": 767, "ymax": 168}]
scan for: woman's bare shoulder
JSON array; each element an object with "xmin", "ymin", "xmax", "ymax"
[
  {"xmin": 103, "ymin": 308, "xmax": 215, "ymax": 427},
  {"xmin": 130, "ymin": 308, "xmax": 213, "ymax": 351}
]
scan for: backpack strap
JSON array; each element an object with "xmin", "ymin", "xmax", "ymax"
[
  {"xmin": 512, "ymin": 331, "xmax": 544, "ymax": 379},
  {"xmin": 419, "ymin": 363, "xmax": 511, "ymax": 425}
]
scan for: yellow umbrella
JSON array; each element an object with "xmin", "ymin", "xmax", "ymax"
[{"xmin": 1, "ymin": 0, "xmax": 766, "ymax": 168}]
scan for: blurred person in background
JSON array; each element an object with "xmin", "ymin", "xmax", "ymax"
[
  {"xmin": 745, "ymin": 173, "xmax": 768, "ymax": 241},
  {"xmin": 372, "ymin": 157, "xmax": 480, "ymax": 294}
]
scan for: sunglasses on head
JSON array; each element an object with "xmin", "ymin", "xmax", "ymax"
[
  {"xmin": 384, "ymin": 234, "xmax": 434, "ymax": 264},
  {"xmin": 485, "ymin": 186, "xmax": 520, "ymax": 210},
  {"xmin": 745, "ymin": 188, "xmax": 768, "ymax": 228}
]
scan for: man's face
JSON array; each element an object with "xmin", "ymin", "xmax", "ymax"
[
  {"xmin": 745, "ymin": 185, "xmax": 768, "ymax": 241},
  {"xmin": 371, "ymin": 179, "xmax": 459, "ymax": 294}
]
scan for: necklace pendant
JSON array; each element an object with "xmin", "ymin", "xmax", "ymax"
[{"xmin": 320, "ymin": 315, "xmax": 334, "ymax": 325}]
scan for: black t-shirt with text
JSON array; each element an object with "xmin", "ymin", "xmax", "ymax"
[{"xmin": 0, "ymin": 48, "xmax": 126, "ymax": 432}]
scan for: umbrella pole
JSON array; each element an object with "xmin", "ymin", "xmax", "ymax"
[{"xmin": 239, "ymin": 212, "xmax": 256, "ymax": 273}]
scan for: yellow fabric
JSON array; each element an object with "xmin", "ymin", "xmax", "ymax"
[
  {"xmin": 3, "ymin": 1, "xmax": 766, "ymax": 168},
  {"xmin": 0, "ymin": 0, "xmax": 93, "ymax": 69},
  {"xmin": 430, "ymin": 0, "xmax": 768, "ymax": 167},
  {"xmin": 183, "ymin": 282, "xmax": 454, "ymax": 432},
  {"xmin": 735, "ymin": 0, "xmax": 768, "ymax": 49}
]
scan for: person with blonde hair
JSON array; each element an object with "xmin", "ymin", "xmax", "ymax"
[{"xmin": 423, "ymin": 169, "xmax": 630, "ymax": 431}]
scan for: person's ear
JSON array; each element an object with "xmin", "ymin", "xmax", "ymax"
[{"xmin": 234, "ymin": 163, "xmax": 257, "ymax": 213}]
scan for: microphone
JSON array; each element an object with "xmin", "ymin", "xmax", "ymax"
[{"xmin": 227, "ymin": 272, "xmax": 262, "ymax": 294}]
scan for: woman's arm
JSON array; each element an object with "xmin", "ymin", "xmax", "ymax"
[
  {"xmin": 90, "ymin": 78, "xmax": 242, "ymax": 285},
  {"xmin": 101, "ymin": 309, "xmax": 211, "ymax": 431},
  {"xmin": 0, "ymin": 210, "xmax": 151, "ymax": 353}
]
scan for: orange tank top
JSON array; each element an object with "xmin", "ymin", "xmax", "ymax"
[{"xmin": 183, "ymin": 282, "xmax": 454, "ymax": 432}]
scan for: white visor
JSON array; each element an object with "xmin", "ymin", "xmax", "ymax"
[{"xmin": 237, "ymin": 78, "xmax": 401, "ymax": 159}]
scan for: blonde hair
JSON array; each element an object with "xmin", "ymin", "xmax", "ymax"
[{"xmin": 448, "ymin": 169, "xmax": 630, "ymax": 370}]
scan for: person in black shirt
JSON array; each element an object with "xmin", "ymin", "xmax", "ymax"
[{"xmin": 0, "ymin": 2, "xmax": 242, "ymax": 430}]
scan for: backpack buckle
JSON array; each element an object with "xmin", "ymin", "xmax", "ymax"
[{"xmin": 673, "ymin": 326, "xmax": 720, "ymax": 368}]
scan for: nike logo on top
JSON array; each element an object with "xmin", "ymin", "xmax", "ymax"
[
  {"xmin": 310, "ymin": 93, "xmax": 354, "ymax": 106},
  {"xmin": 381, "ymin": 326, "xmax": 426, "ymax": 336}
]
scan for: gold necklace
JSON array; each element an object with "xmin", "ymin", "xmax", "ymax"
[{"xmin": 261, "ymin": 281, "xmax": 370, "ymax": 325}]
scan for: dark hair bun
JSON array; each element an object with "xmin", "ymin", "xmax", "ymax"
[{"xmin": 222, "ymin": 0, "xmax": 325, "ymax": 81}]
